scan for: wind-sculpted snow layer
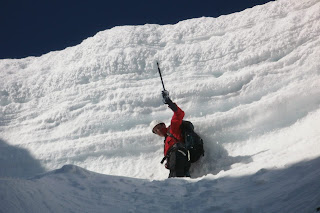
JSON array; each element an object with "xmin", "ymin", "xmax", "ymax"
[{"xmin": 0, "ymin": 0, "xmax": 320, "ymax": 211}]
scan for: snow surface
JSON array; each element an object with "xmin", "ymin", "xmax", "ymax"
[{"xmin": 1, "ymin": 0, "xmax": 320, "ymax": 212}]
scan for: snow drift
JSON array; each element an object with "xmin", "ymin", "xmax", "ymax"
[{"xmin": 1, "ymin": 0, "xmax": 320, "ymax": 212}]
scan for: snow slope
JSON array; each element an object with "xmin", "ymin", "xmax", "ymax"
[{"xmin": 1, "ymin": 0, "xmax": 320, "ymax": 212}]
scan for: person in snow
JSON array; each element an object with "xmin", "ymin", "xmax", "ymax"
[{"xmin": 150, "ymin": 91, "xmax": 191, "ymax": 178}]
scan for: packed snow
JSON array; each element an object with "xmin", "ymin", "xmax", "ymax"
[{"xmin": 1, "ymin": 0, "xmax": 320, "ymax": 212}]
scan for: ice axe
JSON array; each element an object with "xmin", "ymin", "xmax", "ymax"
[{"xmin": 156, "ymin": 61, "xmax": 167, "ymax": 92}]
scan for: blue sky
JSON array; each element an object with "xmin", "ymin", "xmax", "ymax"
[{"xmin": 0, "ymin": 0, "xmax": 274, "ymax": 59}]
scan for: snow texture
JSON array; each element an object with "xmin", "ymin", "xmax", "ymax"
[{"xmin": 1, "ymin": 0, "xmax": 320, "ymax": 212}]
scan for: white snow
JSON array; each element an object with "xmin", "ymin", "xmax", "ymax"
[{"xmin": 1, "ymin": 0, "xmax": 320, "ymax": 212}]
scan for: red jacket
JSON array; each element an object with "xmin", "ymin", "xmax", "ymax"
[{"xmin": 164, "ymin": 105, "xmax": 185, "ymax": 156}]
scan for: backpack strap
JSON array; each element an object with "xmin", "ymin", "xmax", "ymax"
[
  {"xmin": 167, "ymin": 133, "xmax": 190, "ymax": 160},
  {"xmin": 160, "ymin": 142, "xmax": 190, "ymax": 164},
  {"xmin": 161, "ymin": 131, "xmax": 190, "ymax": 164},
  {"xmin": 167, "ymin": 133, "xmax": 180, "ymax": 142}
]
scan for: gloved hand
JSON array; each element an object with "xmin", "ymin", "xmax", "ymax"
[
  {"xmin": 162, "ymin": 90, "xmax": 171, "ymax": 104},
  {"xmin": 161, "ymin": 90, "xmax": 178, "ymax": 112}
]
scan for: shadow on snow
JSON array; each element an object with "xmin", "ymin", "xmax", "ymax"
[{"xmin": 0, "ymin": 138, "xmax": 45, "ymax": 178}]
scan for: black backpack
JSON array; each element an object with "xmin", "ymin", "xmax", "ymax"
[{"xmin": 180, "ymin": 120, "xmax": 204, "ymax": 163}]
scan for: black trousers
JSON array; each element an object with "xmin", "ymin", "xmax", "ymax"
[{"xmin": 167, "ymin": 147, "xmax": 191, "ymax": 178}]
